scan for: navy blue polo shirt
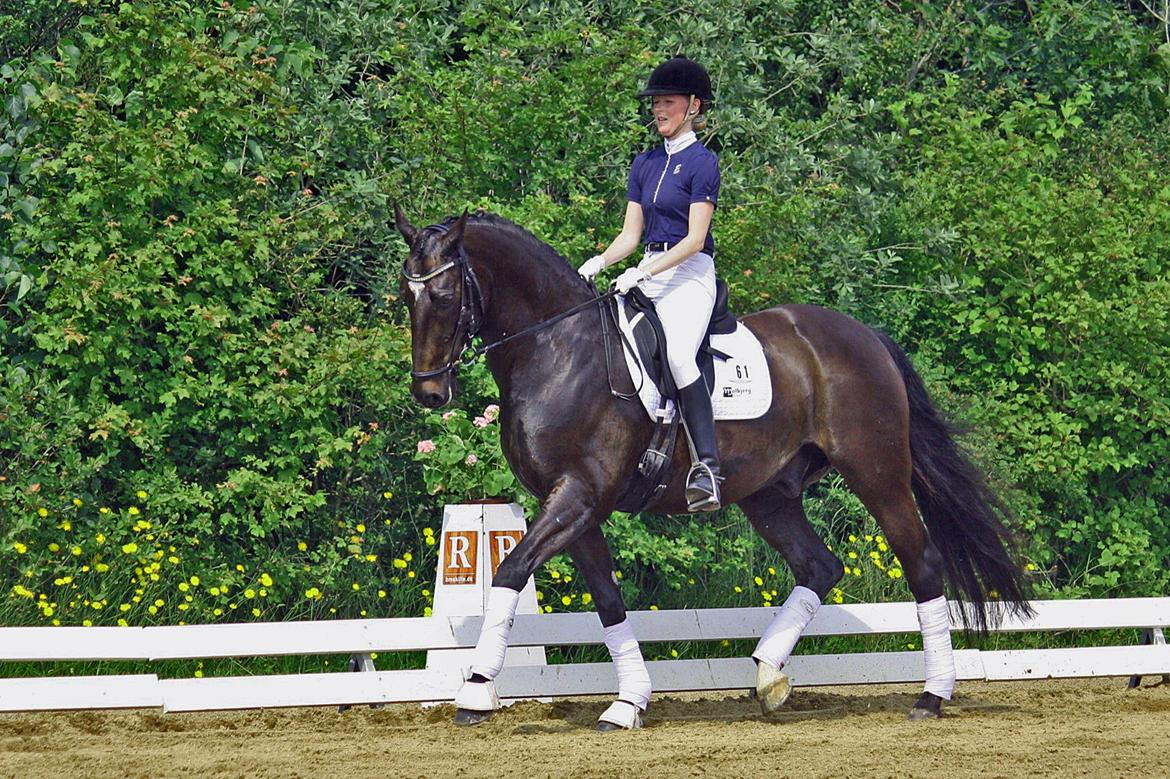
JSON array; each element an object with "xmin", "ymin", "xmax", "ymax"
[{"xmin": 627, "ymin": 140, "xmax": 720, "ymax": 255}]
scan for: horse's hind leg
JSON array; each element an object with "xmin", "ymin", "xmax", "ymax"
[
  {"xmin": 738, "ymin": 484, "xmax": 845, "ymax": 713},
  {"xmin": 568, "ymin": 527, "xmax": 650, "ymax": 731},
  {"xmin": 832, "ymin": 455, "xmax": 953, "ymax": 720}
]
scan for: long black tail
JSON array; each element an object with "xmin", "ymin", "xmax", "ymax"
[{"xmin": 873, "ymin": 329, "xmax": 1032, "ymax": 631}]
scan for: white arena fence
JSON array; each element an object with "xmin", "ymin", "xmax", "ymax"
[{"xmin": 0, "ymin": 597, "xmax": 1166, "ymax": 713}]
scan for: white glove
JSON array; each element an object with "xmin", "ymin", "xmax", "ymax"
[
  {"xmin": 578, "ymin": 255, "xmax": 606, "ymax": 280},
  {"xmin": 615, "ymin": 267, "xmax": 652, "ymax": 294}
]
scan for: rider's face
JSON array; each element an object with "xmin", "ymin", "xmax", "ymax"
[{"xmin": 651, "ymin": 94, "xmax": 698, "ymax": 140}]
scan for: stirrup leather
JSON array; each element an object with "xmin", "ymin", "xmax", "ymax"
[{"xmin": 685, "ymin": 461, "xmax": 722, "ymax": 512}]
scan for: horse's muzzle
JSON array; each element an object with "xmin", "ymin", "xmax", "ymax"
[{"xmin": 411, "ymin": 377, "xmax": 454, "ymax": 409}]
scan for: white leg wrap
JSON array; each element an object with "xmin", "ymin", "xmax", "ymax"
[
  {"xmin": 604, "ymin": 619, "xmax": 652, "ymax": 711},
  {"xmin": 468, "ymin": 586, "xmax": 520, "ymax": 680},
  {"xmin": 752, "ymin": 585, "xmax": 821, "ymax": 669},
  {"xmin": 917, "ymin": 595, "xmax": 956, "ymax": 700}
]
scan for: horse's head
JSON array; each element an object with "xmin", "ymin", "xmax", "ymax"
[{"xmin": 395, "ymin": 206, "xmax": 484, "ymax": 408}]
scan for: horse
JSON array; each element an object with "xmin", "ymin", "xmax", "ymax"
[{"xmin": 394, "ymin": 207, "xmax": 1030, "ymax": 729}]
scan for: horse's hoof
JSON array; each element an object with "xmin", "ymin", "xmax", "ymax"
[
  {"xmin": 596, "ymin": 700, "xmax": 643, "ymax": 731},
  {"xmin": 908, "ymin": 692, "xmax": 944, "ymax": 720},
  {"xmin": 908, "ymin": 707, "xmax": 940, "ymax": 720},
  {"xmin": 453, "ymin": 708, "xmax": 493, "ymax": 726},
  {"xmin": 755, "ymin": 661, "xmax": 791, "ymax": 714}
]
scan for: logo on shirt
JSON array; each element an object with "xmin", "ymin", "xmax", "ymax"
[{"xmin": 672, "ymin": 164, "xmax": 682, "ymax": 175}]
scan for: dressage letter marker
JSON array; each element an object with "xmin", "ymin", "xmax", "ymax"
[
  {"xmin": 443, "ymin": 531, "xmax": 478, "ymax": 585},
  {"xmin": 488, "ymin": 530, "xmax": 523, "ymax": 576}
]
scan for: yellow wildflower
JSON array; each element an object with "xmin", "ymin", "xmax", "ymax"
[{"xmin": 259, "ymin": 573, "xmax": 273, "ymax": 587}]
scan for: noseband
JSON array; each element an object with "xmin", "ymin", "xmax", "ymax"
[{"xmin": 400, "ymin": 223, "xmax": 485, "ymax": 380}]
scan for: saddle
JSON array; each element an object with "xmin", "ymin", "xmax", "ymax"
[
  {"xmin": 619, "ymin": 278, "xmax": 737, "ymax": 402},
  {"xmin": 610, "ymin": 278, "xmax": 738, "ymax": 511}
]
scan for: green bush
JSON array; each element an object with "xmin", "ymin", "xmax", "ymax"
[{"xmin": 1, "ymin": 0, "xmax": 1167, "ymax": 640}]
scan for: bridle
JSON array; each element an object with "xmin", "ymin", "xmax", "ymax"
[
  {"xmin": 401, "ymin": 220, "xmax": 620, "ymax": 382},
  {"xmin": 400, "ymin": 222, "xmax": 485, "ymax": 380}
]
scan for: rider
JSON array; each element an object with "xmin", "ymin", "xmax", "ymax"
[{"xmin": 579, "ymin": 55, "xmax": 722, "ymax": 513}]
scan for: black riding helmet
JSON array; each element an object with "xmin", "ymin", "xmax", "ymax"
[{"xmin": 637, "ymin": 55, "xmax": 714, "ymax": 105}]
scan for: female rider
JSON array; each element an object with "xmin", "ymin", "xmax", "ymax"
[{"xmin": 578, "ymin": 55, "xmax": 722, "ymax": 513}]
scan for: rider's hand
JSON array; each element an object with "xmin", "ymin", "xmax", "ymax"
[
  {"xmin": 615, "ymin": 267, "xmax": 652, "ymax": 294},
  {"xmin": 578, "ymin": 255, "xmax": 606, "ymax": 280}
]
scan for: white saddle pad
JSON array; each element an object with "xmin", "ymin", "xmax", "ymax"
[{"xmin": 616, "ymin": 300, "xmax": 773, "ymax": 421}]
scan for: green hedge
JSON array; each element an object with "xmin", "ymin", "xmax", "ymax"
[{"xmin": 1, "ymin": 1, "xmax": 1167, "ymax": 634}]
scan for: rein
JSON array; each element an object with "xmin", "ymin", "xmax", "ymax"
[{"xmin": 401, "ymin": 223, "xmax": 617, "ymax": 379}]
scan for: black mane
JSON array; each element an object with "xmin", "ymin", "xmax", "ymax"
[{"xmin": 434, "ymin": 210, "xmax": 580, "ymax": 280}]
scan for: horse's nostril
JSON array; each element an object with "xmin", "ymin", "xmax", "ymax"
[{"xmin": 413, "ymin": 386, "xmax": 448, "ymax": 408}]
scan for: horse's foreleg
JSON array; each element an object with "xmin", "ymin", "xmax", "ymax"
[
  {"xmin": 738, "ymin": 486, "xmax": 844, "ymax": 713},
  {"xmin": 569, "ymin": 527, "xmax": 649, "ymax": 731},
  {"xmin": 452, "ymin": 476, "xmax": 603, "ymax": 725}
]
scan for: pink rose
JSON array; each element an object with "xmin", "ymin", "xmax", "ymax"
[
  {"xmin": 465, "ymin": 453, "xmax": 478, "ymax": 465},
  {"xmin": 484, "ymin": 404, "xmax": 500, "ymax": 421},
  {"xmin": 416, "ymin": 439, "xmax": 436, "ymax": 454},
  {"xmin": 473, "ymin": 416, "xmax": 489, "ymax": 428}
]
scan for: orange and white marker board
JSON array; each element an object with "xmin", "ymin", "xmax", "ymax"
[{"xmin": 427, "ymin": 503, "xmax": 545, "ymax": 679}]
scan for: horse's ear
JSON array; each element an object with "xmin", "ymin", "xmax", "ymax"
[
  {"xmin": 394, "ymin": 203, "xmax": 418, "ymax": 247},
  {"xmin": 445, "ymin": 209, "xmax": 469, "ymax": 245}
]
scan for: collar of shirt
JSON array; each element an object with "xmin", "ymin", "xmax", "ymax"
[{"xmin": 664, "ymin": 130, "xmax": 697, "ymax": 155}]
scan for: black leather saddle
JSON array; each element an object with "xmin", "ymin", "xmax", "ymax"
[{"xmin": 617, "ymin": 277, "xmax": 737, "ymax": 401}]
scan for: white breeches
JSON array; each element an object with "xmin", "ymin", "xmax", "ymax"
[{"xmin": 638, "ymin": 250, "xmax": 716, "ymax": 388}]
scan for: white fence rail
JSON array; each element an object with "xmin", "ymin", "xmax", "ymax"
[{"xmin": 0, "ymin": 598, "xmax": 1166, "ymax": 713}]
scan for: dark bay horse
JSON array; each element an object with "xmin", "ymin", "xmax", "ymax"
[{"xmin": 395, "ymin": 208, "xmax": 1029, "ymax": 728}]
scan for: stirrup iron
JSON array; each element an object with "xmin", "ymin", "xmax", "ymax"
[{"xmin": 685, "ymin": 461, "xmax": 722, "ymax": 512}]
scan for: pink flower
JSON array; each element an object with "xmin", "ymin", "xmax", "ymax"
[
  {"xmin": 465, "ymin": 453, "xmax": 478, "ymax": 465},
  {"xmin": 484, "ymin": 404, "xmax": 500, "ymax": 421},
  {"xmin": 442, "ymin": 410, "xmax": 457, "ymax": 422},
  {"xmin": 473, "ymin": 416, "xmax": 490, "ymax": 428},
  {"xmin": 416, "ymin": 439, "xmax": 436, "ymax": 454}
]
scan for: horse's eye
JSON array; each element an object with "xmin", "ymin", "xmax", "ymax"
[{"xmin": 430, "ymin": 289, "xmax": 456, "ymax": 305}]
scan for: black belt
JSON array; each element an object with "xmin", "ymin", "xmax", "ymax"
[{"xmin": 644, "ymin": 241, "xmax": 671, "ymax": 252}]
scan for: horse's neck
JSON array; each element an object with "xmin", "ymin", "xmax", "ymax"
[
  {"xmin": 467, "ymin": 227, "xmax": 604, "ymax": 397},
  {"xmin": 468, "ymin": 228, "xmax": 591, "ymax": 345}
]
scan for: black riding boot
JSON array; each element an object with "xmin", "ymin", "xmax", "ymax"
[{"xmin": 677, "ymin": 378, "xmax": 722, "ymax": 512}]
